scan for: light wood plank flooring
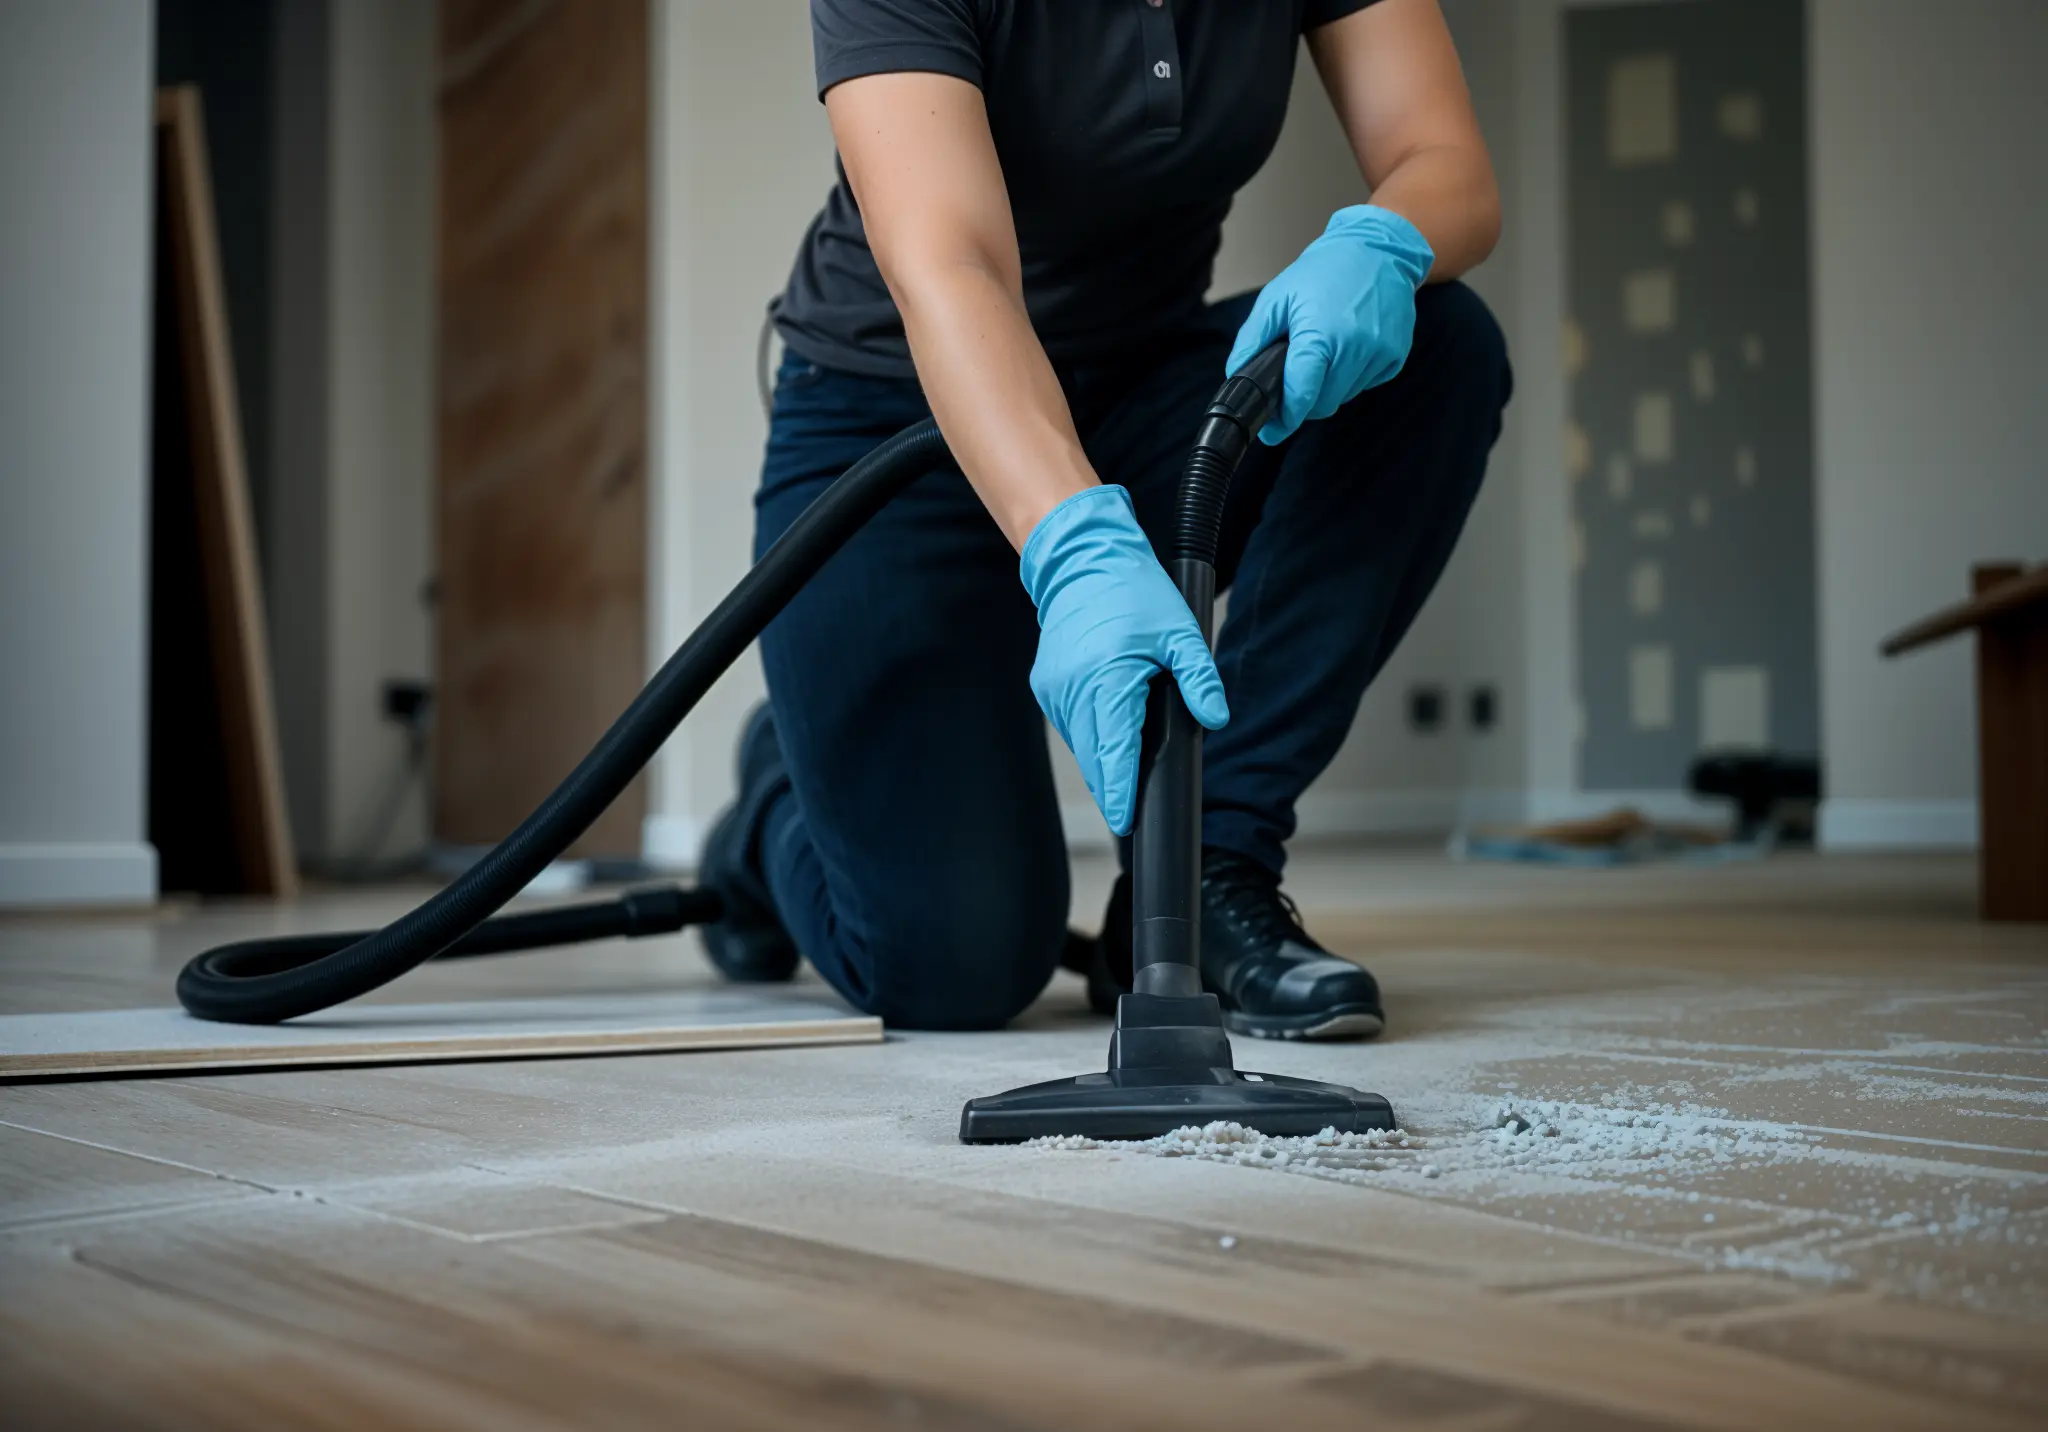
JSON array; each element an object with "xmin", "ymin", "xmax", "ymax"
[{"xmin": 3, "ymin": 847, "xmax": 2044, "ymax": 1429}]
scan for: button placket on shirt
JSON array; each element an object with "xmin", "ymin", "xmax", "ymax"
[{"xmin": 1135, "ymin": 0, "xmax": 1183, "ymax": 135}]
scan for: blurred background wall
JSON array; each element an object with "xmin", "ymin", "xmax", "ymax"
[
  {"xmin": 0, "ymin": 1, "xmax": 157, "ymax": 904},
  {"xmin": 160, "ymin": 0, "xmax": 437, "ymax": 872},
  {"xmin": 1, "ymin": 0, "xmax": 2042, "ymax": 902},
  {"xmin": 1808, "ymin": 0, "xmax": 2048, "ymax": 846}
]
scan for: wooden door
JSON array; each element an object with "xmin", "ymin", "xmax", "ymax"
[{"xmin": 435, "ymin": 0, "xmax": 649, "ymax": 856}]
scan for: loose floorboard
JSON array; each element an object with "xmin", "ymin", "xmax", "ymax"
[
  {"xmin": 0, "ymin": 990, "xmax": 880, "ymax": 1078},
  {"xmin": 2, "ymin": 848, "xmax": 2043, "ymax": 1429}
]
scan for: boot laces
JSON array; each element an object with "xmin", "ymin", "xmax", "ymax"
[{"xmin": 1204, "ymin": 853, "xmax": 1321, "ymax": 956}]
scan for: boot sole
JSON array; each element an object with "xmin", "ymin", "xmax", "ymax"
[{"xmin": 1225, "ymin": 1006, "xmax": 1386, "ymax": 1042}]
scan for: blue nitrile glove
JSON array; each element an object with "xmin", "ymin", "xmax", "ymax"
[
  {"xmin": 1225, "ymin": 204, "xmax": 1435, "ymax": 445},
  {"xmin": 1020, "ymin": 484, "xmax": 1229, "ymax": 836}
]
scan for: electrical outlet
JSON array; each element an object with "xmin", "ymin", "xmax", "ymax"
[
  {"xmin": 1469, "ymin": 684, "xmax": 1498, "ymax": 732},
  {"xmin": 382, "ymin": 679, "xmax": 432, "ymax": 729},
  {"xmin": 1407, "ymin": 684, "xmax": 1446, "ymax": 733}
]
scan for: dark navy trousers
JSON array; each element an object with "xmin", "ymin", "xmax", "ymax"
[{"xmin": 752, "ymin": 283, "xmax": 1511, "ymax": 1029}]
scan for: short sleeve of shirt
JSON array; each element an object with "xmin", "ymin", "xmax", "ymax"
[
  {"xmin": 811, "ymin": 0, "xmax": 986, "ymax": 100},
  {"xmin": 1300, "ymin": 0, "xmax": 1382, "ymax": 33}
]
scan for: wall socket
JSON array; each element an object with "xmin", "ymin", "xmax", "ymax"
[
  {"xmin": 1407, "ymin": 684, "xmax": 1446, "ymax": 733},
  {"xmin": 1469, "ymin": 684, "xmax": 1498, "ymax": 732},
  {"xmin": 381, "ymin": 679, "xmax": 432, "ymax": 730}
]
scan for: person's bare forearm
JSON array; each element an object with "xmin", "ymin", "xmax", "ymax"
[
  {"xmin": 1359, "ymin": 144, "xmax": 1500, "ymax": 281},
  {"xmin": 813, "ymin": 73, "xmax": 1226, "ymax": 844},
  {"xmin": 1308, "ymin": 0, "xmax": 1501, "ymax": 283},
  {"xmin": 887, "ymin": 258, "xmax": 1095, "ymax": 551},
  {"xmin": 827, "ymin": 72, "xmax": 1097, "ymax": 552}
]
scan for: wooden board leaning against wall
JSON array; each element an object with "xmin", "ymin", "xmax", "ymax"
[{"xmin": 151, "ymin": 86, "xmax": 298, "ymax": 898}]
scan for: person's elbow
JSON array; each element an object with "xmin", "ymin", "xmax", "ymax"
[
  {"xmin": 1468, "ymin": 168, "xmax": 1503, "ymax": 267},
  {"xmin": 870, "ymin": 224, "xmax": 1020, "ymax": 328},
  {"xmin": 1430, "ymin": 148, "xmax": 1502, "ymax": 280}
]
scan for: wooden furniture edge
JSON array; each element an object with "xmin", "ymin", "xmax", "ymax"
[{"xmin": 1881, "ymin": 565, "xmax": 2048, "ymax": 657}]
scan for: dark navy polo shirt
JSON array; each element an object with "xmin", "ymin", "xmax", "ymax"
[{"xmin": 774, "ymin": 0, "xmax": 1380, "ymax": 378}]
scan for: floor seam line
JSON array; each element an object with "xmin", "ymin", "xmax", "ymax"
[{"xmin": 0, "ymin": 1115, "xmax": 278, "ymax": 1193}]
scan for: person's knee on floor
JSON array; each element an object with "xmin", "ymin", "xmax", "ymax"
[
  {"xmin": 850, "ymin": 876, "xmax": 1069, "ymax": 1032},
  {"xmin": 698, "ymin": 706, "xmax": 1068, "ymax": 1031}
]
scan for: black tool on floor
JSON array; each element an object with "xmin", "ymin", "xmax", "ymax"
[
  {"xmin": 1689, "ymin": 752, "xmax": 1822, "ymax": 843},
  {"xmin": 174, "ymin": 338, "xmax": 1396, "ymax": 1143}
]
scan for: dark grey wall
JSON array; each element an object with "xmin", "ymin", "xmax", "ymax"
[
  {"xmin": 155, "ymin": 0, "xmax": 278, "ymax": 554},
  {"xmin": 157, "ymin": 0, "xmax": 336, "ymax": 859},
  {"xmin": 1567, "ymin": 0, "xmax": 1817, "ymax": 789}
]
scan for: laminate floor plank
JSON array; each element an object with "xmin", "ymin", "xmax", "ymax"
[
  {"xmin": 2, "ymin": 1233, "xmax": 549, "ymax": 1432},
  {"xmin": 12, "ymin": 1197, "xmax": 1387, "ymax": 1432},
  {"xmin": 511, "ymin": 1149, "xmax": 2020, "ymax": 1431}
]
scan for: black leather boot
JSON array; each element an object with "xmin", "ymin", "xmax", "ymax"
[{"xmin": 1091, "ymin": 848, "xmax": 1384, "ymax": 1040}]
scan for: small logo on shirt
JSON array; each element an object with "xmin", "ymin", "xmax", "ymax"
[{"xmin": 1153, "ymin": 60, "xmax": 1172, "ymax": 80}]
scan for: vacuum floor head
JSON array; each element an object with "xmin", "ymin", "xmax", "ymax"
[
  {"xmin": 959, "ymin": 1065, "xmax": 1395, "ymax": 1143},
  {"xmin": 959, "ymin": 988, "xmax": 1395, "ymax": 1143}
]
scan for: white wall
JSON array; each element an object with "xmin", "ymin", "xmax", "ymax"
[
  {"xmin": 1810, "ymin": 0, "xmax": 2048, "ymax": 849},
  {"xmin": 269, "ymin": 0, "xmax": 333, "ymax": 858},
  {"xmin": 1449, "ymin": 0, "xmax": 1645, "ymax": 826},
  {"xmin": 323, "ymin": 0, "xmax": 436, "ymax": 861},
  {"xmin": 1502, "ymin": 0, "xmax": 1580, "ymax": 819},
  {"xmin": 0, "ymin": 1, "xmax": 159, "ymax": 906},
  {"xmin": 266, "ymin": 0, "xmax": 436, "ymax": 866},
  {"xmin": 646, "ymin": 0, "xmax": 838, "ymax": 866}
]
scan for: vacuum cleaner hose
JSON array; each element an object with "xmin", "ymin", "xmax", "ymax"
[
  {"xmin": 1176, "ymin": 337, "xmax": 1289, "ymax": 565},
  {"xmin": 176, "ymin": 337, "xmax": 1288, "ymax": 1025},
  {"xmin": 178, "ymin": 419, "xmax": 950, "ymax": 1022},
  {"xmin": 1128, "ymin": 337, "xmax": 1288, "ymax": 994}
]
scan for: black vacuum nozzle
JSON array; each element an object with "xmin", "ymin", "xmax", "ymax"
[
  {"xmin": 960, "ymin": 338, "xmax": 1398, "ymax": 1143},
  {"xmin": 959, "ymin": 1069, "xmax": 1394, "ymax": 1144},
  {"xmin": 959, "ymin": 986, "xmax": 1394, "ymax": 1143}
]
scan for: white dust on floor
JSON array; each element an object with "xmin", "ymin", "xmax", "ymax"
[
  {"xmin": 1028, "ymin": 1101, "xmax": 1838, "ymax": 1206},
  {"xmin": 1032, "ymin": 1121, "xmax": 1434, "ymax": 1176},
  {"xmin": 1021, "ymin": 972, "xmax": 2048, "ymax": 1318}
]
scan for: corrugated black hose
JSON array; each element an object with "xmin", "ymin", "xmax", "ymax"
[
  {"xmin": 1128, "ymin": 338, "xmax": 1288, "ymax": 994},
  {"xmin": 177, "ymin": 338, "xmax": 1289, "ymax": 1025}
]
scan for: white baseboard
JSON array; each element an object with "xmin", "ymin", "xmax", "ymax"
[
  {"xmin": 1819, "ymin": 799, "xmax": 1978, "ymax": 851},
  {"xmin": 0, "ymin": 842, "xmax": 158, "ymax": 908},
  {"xmin": 642, "ymin": 813, "xmax": 704, "ymax": 871}
]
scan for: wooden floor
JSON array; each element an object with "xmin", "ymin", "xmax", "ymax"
[{"xmin": 3, "ymin": 848, "xmax": 2045, "ymax": 1429}]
